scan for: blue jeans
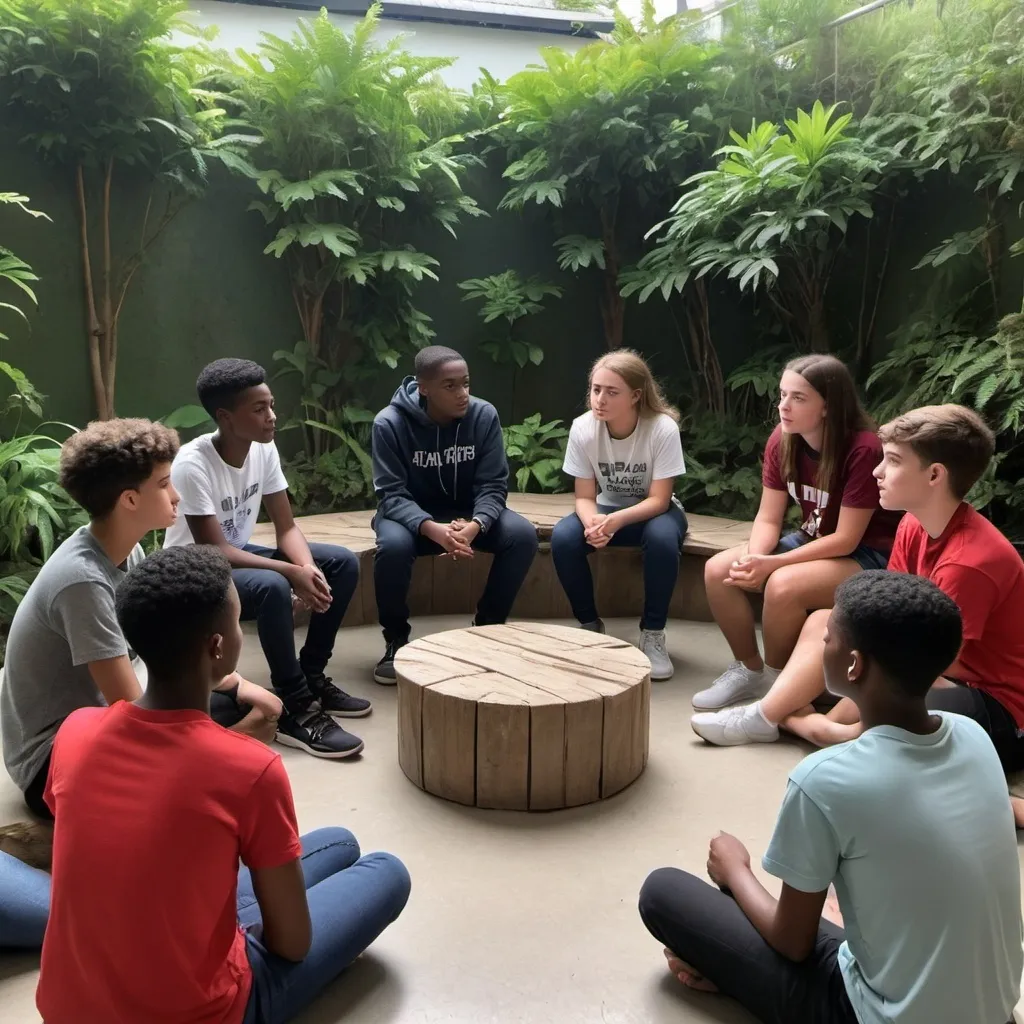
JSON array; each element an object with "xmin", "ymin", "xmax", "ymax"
[
  {"xmin": 550, "ymin": 503, "xmax": 688, "ymax": 632},
  {"xmin": 0, "ymin": 850, "xmax": 49, "ymax": 948},
  {"xmin": 775, "ymin": 530, "xmax": 889, "ymax": 571},
  {"xmin": 234, "ymin": 543, "xmax": 359, "ymax": 707},
  {"xmin": 373, "ymin": 508, "xmax": 539, "ymax": 643},
  {"xmin": 240, "ymin": 828, "xmax": 410, "ymax": 1024}
]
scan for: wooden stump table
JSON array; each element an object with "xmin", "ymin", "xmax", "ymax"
[{"xmin": 395, "ymin": 623, "xmax": 651, "ymax": 810}]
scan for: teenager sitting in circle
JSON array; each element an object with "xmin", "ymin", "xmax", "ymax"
[
  {"xmin": 37, "ymin": 546, "xmax": 411, "ymax": 1024},
  {"xmin": 641, "ymin": 571, "xmax": 1022, "ymax": 1024},
  {"xmin": 551, "ymin": 350, "xmax": 687, "ymax": 680},
  {"xmin": 694, "ymin": 354, "xmax": 900, "ymax": 711},
  {"xmin": 371, "ymin": 345, "xmax": 538, "ymax": 683}
]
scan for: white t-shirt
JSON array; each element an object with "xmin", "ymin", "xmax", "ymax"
[
  {"xmin": 562, "ymin": 411, "xmax": 686, "ymax": 509},
  {"xmin": 164, "ymin": 434, "xmax": 288, "ymax": 550}
]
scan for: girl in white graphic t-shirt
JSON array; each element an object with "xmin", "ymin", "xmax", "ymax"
[{"xmin": 551, "ymin": 349, "xmax": 687, "ymax": 680}]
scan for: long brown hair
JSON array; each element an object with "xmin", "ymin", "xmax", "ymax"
[
  {"xmin": 589, "ymin": 349, "xmax": 679, "ymax": 422},
  {"xmin": 780, "ymin": 354, "xmax": 873, "ymax": 499}
]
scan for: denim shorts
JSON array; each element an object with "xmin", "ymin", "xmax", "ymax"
[{"xmin": 775, "ymin": 530, "xmax": 889, "ymax": 571}]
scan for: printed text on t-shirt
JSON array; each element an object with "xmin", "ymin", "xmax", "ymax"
[
  {"xmin": 412, "ymin": 445, "xmax": 476, "ymax": 469},
  {"xmin": 600, "ymin": 460, "xmax": 648, "ymax": 495}
]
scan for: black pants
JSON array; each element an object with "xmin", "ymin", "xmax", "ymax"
[
  {"xmin": 638, "ymin": 868, "xmax": 858, "ymax": 1024},
  {"xmin": 234, "ymin": 542, "xmax": 359, "ymax": 709},
  {"xmin": 373, "ymin": 509, "xmax": 538, "ymax": 644},
  {"xmin": 23, "ymin": 751, "xmax": 53, "ymax": 821},
  {"xmin": 927, "ymin": 682, "xmax": 1024, "ymax": 774}
]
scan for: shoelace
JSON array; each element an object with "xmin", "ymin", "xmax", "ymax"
[{"xmin": 645, "ymin": 633, "xmax": 667, "ymax": 656}]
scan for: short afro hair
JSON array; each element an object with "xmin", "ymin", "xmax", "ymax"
[
  {"xmin": 832, "ymin": 571, "xmax": 963, "ymax": 697},
  {"xmin": 414, "ymin": 346, "xmax": 465, "ymax": 380},
  {"xmin": 60, "ymin": 419, "xmax": 180, "ymax": 519},
  {"xmin": 116, "ymin": 546, "xmax": 234, "ymax": 678},
  {"xmin": 196, "ymin": 358, "xmax": 267, "ymax": 419}
]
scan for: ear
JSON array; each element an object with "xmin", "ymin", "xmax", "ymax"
[
  {"xmin": 117, "ymin": 488, "xmax": 141, "ymax": 513},
  {"xmin": 928, "ymin": 462, "xmax": 947, "ymax": 488},
  {"xmin": 847, "ymin": 648, "xmax": 865, "ymax": 685},
  {"xmin": 209, "ymin": 631, "xmax": 225, "ymax": 667}
]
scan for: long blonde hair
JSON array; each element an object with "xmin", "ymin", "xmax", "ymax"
[{"xmin": 588, "ymin": 349, "xmax": 679, "ymax": 422}]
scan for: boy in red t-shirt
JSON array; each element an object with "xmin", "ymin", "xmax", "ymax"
[
  {"xmin": 38, "ymin": 546, "xmax": 410, "ymax": 1024},
  {"xmin": 692, "ymin": 405, "xmax": 1024, "ymax": 784}
]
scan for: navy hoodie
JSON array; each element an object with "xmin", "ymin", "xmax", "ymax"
[{"xmin": 371, "ymin": 376, "xmax": 508, "ymax": 533}]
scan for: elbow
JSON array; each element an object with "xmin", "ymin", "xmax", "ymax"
[
  {"xmin": 267, "ymin": 929, "xmax": 312, "ymax": 963},
  {"xmin": 773, "ymin": 934, "xmax": 815, "ymax": 964}
]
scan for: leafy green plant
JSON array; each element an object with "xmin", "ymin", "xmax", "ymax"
[
  {"xmin": 675, "ymin": 416, "xmax": 765, "ymax": 521},
  {"xmin": 283, "ymin": 443, "xmax": 374, "ymax": 515},
  {"xmin": 458, "ymin": 270, "xmax": 561, "ymax": 422},
  {"xmin": 627, "ymin": 101, "xmax": 899, "ymax": 352},
  {"xmin": 502, "ymin": 414, "xmax": 569, "ymax": 493},
  {"xmin": 225, "ymin": 5, "xmax": 482, "ymax": 450},
  {"xmin": 0, "ymin": 190, "xmax": 48, "ymax": 342},
  {"xmin": 0, "ymin": 0, "xmax": 256, "ymax": 419},
  {"xmin": 491, "ymin": 7, "xmax": 711, "ymax": 349}
]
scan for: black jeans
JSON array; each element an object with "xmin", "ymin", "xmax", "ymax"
[
  {"xmin": 373, "ymin": 509, "xmax": 539, "ymax": 644},
  {"xmin": 928, "ymin": 681, "xmax": 1024, "ymax": 774},
  {"xmin": 23, "ymin": 751, "xmax": 53, "ymax": 821},
  {"xmin": 234, "ymin": 542, "xmax": 359, "ymax": 709},
  {"xmin": 550, "ymin": 504, "xmax": 687, "ymax": 631},
  {"xmin": 638, "ymin": 868, "xmax": 858, "ymax": 1024}
]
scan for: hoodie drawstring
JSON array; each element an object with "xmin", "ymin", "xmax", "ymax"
[{"xmin": 435, "ymin": 423, "xmax": 461, "ymax": 498}]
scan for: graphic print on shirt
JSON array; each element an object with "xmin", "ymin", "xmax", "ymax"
[
  {"xmin": 411, "ymin": 444, "xmax": 476, "ymax": 470},
  {"xmin": 219, "ymin": 483, "xmax": 259, "ymax": 544},
  {"xmin": 599, "ymin": 459, "xmax": 649, "ymax": 498},
  {"xmin": 789, "ymin": 481, "xmax": 830, "ymax": 538}
]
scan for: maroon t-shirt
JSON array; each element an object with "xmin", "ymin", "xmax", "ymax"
[{"xmin": 762, "ymin": 425, "xmax": 902, "ymax": 554}]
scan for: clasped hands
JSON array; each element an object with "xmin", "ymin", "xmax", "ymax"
[
  {"xmin": 422, "ymin": 518, "xmax": 480, "ymax": 561},
  {"xmin": 584, "ymin": 511, "xmax": 623, "ymax": 549},
  {"xmin": 722, "ymin": 549, "xmax": 778, "ymax": 592},
  {"xmin": 289, "ymin": 562, "xmax": 333, "ymax": 614}
]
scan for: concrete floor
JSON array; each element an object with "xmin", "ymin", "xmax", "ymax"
[{"xmin": 2, "ymin": 617, "xmax": 1023, "ymax": 1024}]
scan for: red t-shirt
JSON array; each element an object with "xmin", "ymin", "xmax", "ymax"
[
  {"xmin": 762, "ymin": 426, "xmax": 902, "ymax": 553},
  {"xmin": 888, "ymin": 504, "xmax": 1024, "ymax": 727},
  {"xmin": 38, "ymin": 702, "xmax": 303, "ymax": 1024}
]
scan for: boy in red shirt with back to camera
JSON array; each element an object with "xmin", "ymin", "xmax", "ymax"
[{"xmin": 37, "ymin": 545, "xmax": 411, "ymax": 1024}]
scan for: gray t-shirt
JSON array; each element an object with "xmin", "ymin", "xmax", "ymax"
[{"xmin": 0, "ymin": 527, "xmax": 143, "ymax": 791}]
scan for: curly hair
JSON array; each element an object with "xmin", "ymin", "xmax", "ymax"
[
  {"xmin": 832, "ymin": 571, "xmax": 963, "ymax": 697},
  {"xmin": 60, "ymin": 419, "xmax": 180, "ymax": 519},
  {"xmin": 196, "ymin": 358, "xmax": 267, "ymax": 418},
  {"xmin": 878, "ymin": 404, "xmax": 995, "ymax": 500},
  {"xmin": 116, "ymin": 545, "xmax": 234, "ymax": 677}
]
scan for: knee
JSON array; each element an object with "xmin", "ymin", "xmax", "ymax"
[
  {"xmin": 551, "ymin": 513, "xmax": 586, "ymax": 553},
  {"xmin": 799, "ymin": 607, "xmax": 832, "ymax": 640},
  {"xmin": 302, "ymin": 826, "xmax": 359, "ymax": 857},
  {"xmin": 641, "ymin": 513, "xmax": 683, "ymax": 555},
  {"xmin": 364, "ymin": 852, "xmax": 412, "ymax": 917},
  {"xmin": 763, "ymin": 564, "xmax": 808, "ymax": 607},
  {"xmin": 316, "ymin": 546, "xmax": 359, "ymax": 584},
  {"xmin": 244, "ymin": 570, "xmax": 292, "ymax": 610},
  {"xmin": 704, "ymin": 548, "xmax": 735, "ymax": 587},
  {"xmin": 638, "ymin": 866, "xmax": 686, "ymax": 924},
  {"xmin": 374, "ymin": 522, "xmax": 417, "ymax": 565},
  {"xmin": 499, "ymin": 512, "xmax": 539, "ymax": 555}
]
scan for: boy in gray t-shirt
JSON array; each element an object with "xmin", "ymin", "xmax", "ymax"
[{"xmin": 2, "ymin": 419, "xmax": 283, "ymax": 819}]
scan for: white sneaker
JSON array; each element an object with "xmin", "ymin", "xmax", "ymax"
[
  {"xmin": 692, "ymin": 661, "xmax": 768, "ymax": 710},
  {"xmin": 639, "ymin": 629, "xmax": 674, "ymax": 680},
  {"xmin": 691, "ymin": 702, "xmax": 779, "ymax": 746}
]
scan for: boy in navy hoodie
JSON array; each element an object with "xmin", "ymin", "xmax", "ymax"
[{"xmin": 370, "ymin": 346, "xmax": 538, "ymax": 682}]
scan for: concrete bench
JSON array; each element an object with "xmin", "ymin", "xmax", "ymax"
[{"xmin": 250, "ymin": 493, "xmax": 753, "ymax": 627}]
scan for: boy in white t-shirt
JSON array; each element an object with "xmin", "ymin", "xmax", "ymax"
[{"xmin": 165, "ymin": 359, "xmax": 369, "ymax": 760}]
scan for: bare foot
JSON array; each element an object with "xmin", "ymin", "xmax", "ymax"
[
  {"xmin": 823, "ymin": 885, "xmax": 844, "ymax": 928},
  {"xmin": 1011, "ymin": 796, "xmax": 1024, "ymax": 830},
  {"xmin": 663, "ymin": 947, "xmax": 719, "ymax": 993}
]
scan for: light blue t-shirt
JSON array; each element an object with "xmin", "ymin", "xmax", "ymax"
[{"xmin": 763, "ymin": 713, "xmax": 1022, "ymax": 1024}]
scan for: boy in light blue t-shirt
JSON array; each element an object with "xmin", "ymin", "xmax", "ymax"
[{"xmin": 640, "ymin": 571, "xmax": 1023, "ymax": 1024}]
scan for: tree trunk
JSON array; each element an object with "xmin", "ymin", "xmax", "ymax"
[
  {"xmin": 684, "ymin": 281, "xmax": 724, "ymax": 416},
  {"xmin": 76, "ymin": 164, "xmax": 111, "ymax": 420},
  {"xmin": 599, "ymin": 205, "xmax": 624, "ymax": 350}
]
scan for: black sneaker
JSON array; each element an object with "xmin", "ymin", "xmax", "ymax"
[
  {"xmin": 275, "ymin": 708, "xmax": 364, "ymax": 759},
  {"xmin": 305, "ymin": 673, "xmax": 372, "ymax": 719},
  {"xmin": 373, "ymin": 639, "xmax": 406, "ymax": 685}
]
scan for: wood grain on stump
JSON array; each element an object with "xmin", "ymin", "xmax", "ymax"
[{"xmin": 395, "ymin": 622, "xmax": 651, "ymax": 810}]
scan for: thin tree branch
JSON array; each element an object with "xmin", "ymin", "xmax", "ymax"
[{"xmin": 77, "ymin": 164, "xmax": 106, "ymax": 420}]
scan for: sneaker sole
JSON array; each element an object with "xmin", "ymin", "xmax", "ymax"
[
  {"xmin": 373, "ymin": 671, "xmax": 397, "ymax": 686},
  {"xmin": 691, "ymin": 685, "xmax": 767, "ymax": 712},
  {"xmin": 275, "ymin": 734, "xmax": 364, "ymax": 759},
  {"xmin": 650, "ymin": 666, "xmax": 675, "ymax": 681},
  {"xmin": 323, "ymin": 707, "xmax": 373, "ymax": 719}
]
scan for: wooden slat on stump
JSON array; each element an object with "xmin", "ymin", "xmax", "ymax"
[{"xmin": 395, "ymin": 622, "xmax": 651, "ymax": 810}]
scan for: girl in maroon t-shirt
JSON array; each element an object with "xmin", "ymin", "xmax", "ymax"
[{"xmin": 693, "ymin": 354, "xmax": 902, "ymax": 712}]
